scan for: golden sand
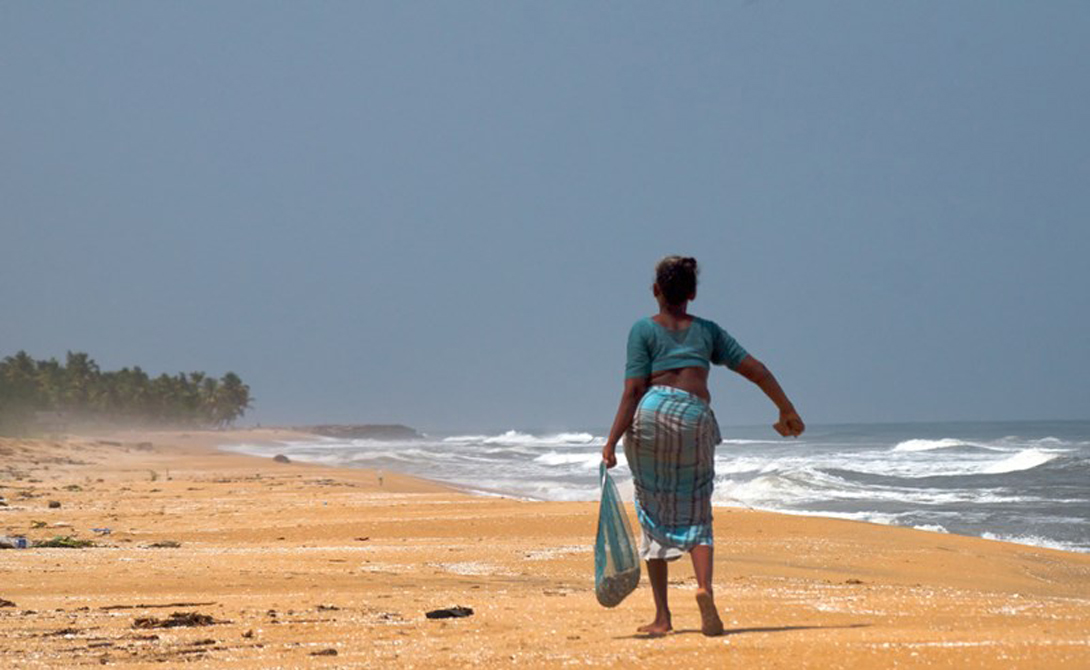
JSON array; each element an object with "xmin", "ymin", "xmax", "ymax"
[{"xmin": 1, "ymin": 431, "xmax": 1088, "ymax": 668}]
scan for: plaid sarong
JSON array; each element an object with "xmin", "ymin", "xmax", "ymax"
[{"xmin": 623, "ymin": 386, "xmax": 721, "ymax": 555}]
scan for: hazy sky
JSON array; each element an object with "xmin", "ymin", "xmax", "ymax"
[{"xmin": 3, "ymin": 2, "xmax": 1088, "ymax": 431}]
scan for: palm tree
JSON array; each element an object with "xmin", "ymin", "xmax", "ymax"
[
  {"xmin": 35, "ymin": 358, "xmax": 64, "ymax": 410},
  {"xmin": 199, "ymin": 376, "xmax": 219, "ymax": 424},
  {"xmin": 64, "ymin": 351, "xmax": 100, "ymax": 413},
  {"xmin": 213, "ymin": 372, "xmax": 251, "ymax": 427},
  {"xmin": 1, "ymin": 351, "xmax": 253, "ymax": 433}
]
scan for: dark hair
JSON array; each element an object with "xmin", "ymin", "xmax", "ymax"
[{"xmin": 655, "ymin": 256, "xmax": 698, "ymax": 305}]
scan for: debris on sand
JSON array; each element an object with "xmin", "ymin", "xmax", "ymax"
[
  {"xmin": 34, "ymin": 535, "xmax": 94, "ymax": 548},
  {"xmin": 0, "ymin": 536, "xmax": 29, "ymax": 549},
  {"xmin": 425, "ymin": 606, "xmax": 474, "ymax": 619},
  {"xmin": 145, "ymin": 540, "xmax": 182, "ymax": 549},
  {"xmin": 133, "ymin": 612, "xmax": 221, "ymax": 629},
  {"xmin": 272, "ymin": 454, "xmax": 291, "ymax": 464},
  {"xmin": 310, "ymin": 648, "xmax": 338, "ymax": 656},
  {"xmin": 48, "ymin": 500, "xmax": 62, "ymax": 509},
  {"xmin": 0, "ymin": 598, "xmax": 16, "ymax": 608},
  {"xmin": 101, "ymin": 601, "xmax": 215, "ymax": 611}
]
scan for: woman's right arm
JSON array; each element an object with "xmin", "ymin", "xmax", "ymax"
[
  {"xmin": 734, "ymin": 356, "xmax": 805, "ymax": 437},
  {"xmin": 601, "ymin": 376, "xmax": 649, "ymax": 468}
]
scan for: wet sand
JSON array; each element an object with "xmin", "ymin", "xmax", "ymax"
[{"xmin": 1, "ymin": 430, "xmax": 1088, "ymax": 668}]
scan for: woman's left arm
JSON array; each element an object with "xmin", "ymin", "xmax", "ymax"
[
  {"xmin": 601, "ymin": 376, "xmax": 649, "ymax": 467},
  {"xmin": 734, "ymin": 356, "xmax": 805, "ymax": 437}
]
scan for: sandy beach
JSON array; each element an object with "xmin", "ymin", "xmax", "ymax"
[{"xmin": 1, "ymin": 431, "xmax": 1088, "ymax": 668}]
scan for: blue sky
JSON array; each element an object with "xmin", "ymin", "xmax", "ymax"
[{"xmin": 2, "ymin": 2, "xmax": 1088, "ymax": 431}]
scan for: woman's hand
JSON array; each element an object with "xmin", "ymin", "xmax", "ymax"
[
  {"xmin": 774, "ymin": 409, "xmax": 805, "ymax": 438},
  {"xmin": 602, "ymin": 443, "xmax": 618, "ymax": 468}
]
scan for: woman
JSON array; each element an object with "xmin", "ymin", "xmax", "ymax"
[{"xmin": 602, "ymin": 256, "xmax": 804, "ymax": 636}]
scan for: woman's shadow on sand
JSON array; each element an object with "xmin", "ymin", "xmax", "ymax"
[{"xmin": 617, "ymin": 623, "xmax": 871, "ymax": 640}]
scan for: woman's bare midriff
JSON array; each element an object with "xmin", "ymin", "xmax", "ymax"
[{"xmin": 648, "ymin": 366, "xmax": 711, "ymax": 403}]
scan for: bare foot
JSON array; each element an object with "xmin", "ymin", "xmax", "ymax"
[
  {"xmin": 636, "ymin": 615, "xmax": 672, "ymax": 636},
  {"xmin": 695, "ymin": 590, "xmax": 724, "ymax": 636}
]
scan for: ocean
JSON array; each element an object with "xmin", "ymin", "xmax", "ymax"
[{"xmin": 223, "ymin": 420, "xmax": 1090, "ymax": 554}]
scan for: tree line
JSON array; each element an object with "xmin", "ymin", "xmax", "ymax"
[{"xmin": 0, "ymin": 351, "xmax": 252, "ymax": 434}]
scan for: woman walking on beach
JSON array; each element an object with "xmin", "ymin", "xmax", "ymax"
[{"xmin": 602, "ymin": 256, "xmax": 804, "ymax": 636}]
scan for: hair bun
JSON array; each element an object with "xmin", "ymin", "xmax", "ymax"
[{"xmin": 654, "ymin": 256, "xmax": 699, "ymax": 306}]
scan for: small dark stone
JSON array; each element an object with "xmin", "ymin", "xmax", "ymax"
[
  {"xmin": 310, "ymin": 648, "xmax": 338, "ymax": 656},
  {"xmin": 425, "ymin": 606, "xmax": 473, "ymax": 619},
  {"xmin": 272, "ymin": 454, "xmax": 291, "ymax": 464},
  {"xmin": 0, "ymin": 599, "xmax": 16, "ymax": 608},
  {"xmin": 48, "ymin": 500, "xmax": 62, "ymax": 509},
  {"xmin": 242, "ymin": 629, "xmax": 254, "ymax": 638}
]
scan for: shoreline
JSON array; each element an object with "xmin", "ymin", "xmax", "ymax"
[
  {"xmin": 216, "ymin": 430, "xmax": 1090, "ymax": 556},
  {"xmin": 2, "ymin": 430, "xmax": 1089, "ymax": 668}
]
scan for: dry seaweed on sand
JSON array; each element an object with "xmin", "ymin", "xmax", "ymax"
[
  {"xmin": 101, "ymin": 601, "xmax": 216, "ymax": 611},
  {"xmin": 133, "ymin": 611, "xmax": 223, "ymax": 629},
  {"xmin": 34, "ymin": 535, "xmax": 94, "ymax": 548}
]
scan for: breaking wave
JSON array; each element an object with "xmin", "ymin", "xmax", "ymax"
[{"xmin": 221, "ymin": 422, "xmax": 1090, "ymax": 554}]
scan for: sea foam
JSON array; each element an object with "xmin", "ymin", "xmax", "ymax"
[
  {"xmin": 220, "ymin": 421, "xmax": 1090, "ymax": 555},
  {"xmin": 980, "ymin": 448, "xmax": 1058, "ymax": 474},
  {"xmin": 891, "ymin": 438, "xmax": 995, "ymax": 452}
]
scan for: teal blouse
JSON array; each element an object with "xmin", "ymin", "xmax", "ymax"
[{"xmin": 625, "ymin": 316, "xmax": 748, "ymax": 379}]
